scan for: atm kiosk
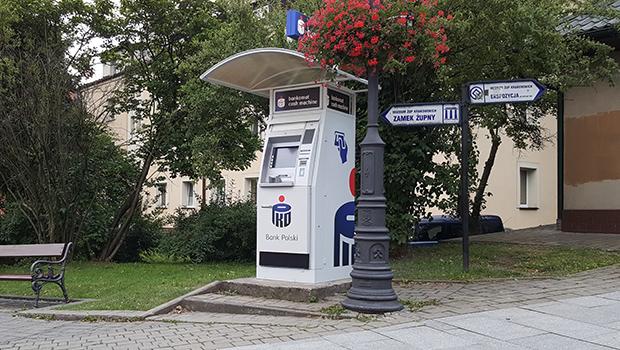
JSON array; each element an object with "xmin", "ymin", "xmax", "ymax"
[{"xmin": 201, "ymin": 48, "xmax": 366, "ymax": 284}]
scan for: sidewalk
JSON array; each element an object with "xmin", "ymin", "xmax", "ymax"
[
  {"xmin": 1, "ymin": 265, "xmax": 619, "ymax": 349},
  {"xmin": 455, "ymin": 225, "xmax": 620, "ymax": 251},
  {"xmin": 231, "ymin": 292, "xmax": 620, "ymax": 349}
]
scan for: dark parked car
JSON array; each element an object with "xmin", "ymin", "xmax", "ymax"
[{"xmin": 411, "ymin": 215, "xmax": 505, "ymax": 242}]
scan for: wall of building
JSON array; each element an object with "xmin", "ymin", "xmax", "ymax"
[
  {"xmin": 563, "ymin": 51, "xmax": 620, "ymax": 233},
  {"xmin": 466, "ymin": 114, "xmax": 558, "ymax": 230}
]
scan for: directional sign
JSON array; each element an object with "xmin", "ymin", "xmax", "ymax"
[
  {"xmin": 468, "ymin": 79, "xmax": 546, "ymax": 105},
  {"xmin": 382, "ymin": 103, "xmax": 460, "ymax": 127}
]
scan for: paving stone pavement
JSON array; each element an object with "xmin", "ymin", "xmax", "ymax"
[
  {"xmin": 1, "ymin": 265, "xmax": 619, "ymax": 349},
  {"xmin": 231, "ymin": 292, "xmax": 620, "ymax": 350},
  {"xmin": 456, "ymin": 225, "xmax": 620, "ymax": 251}
]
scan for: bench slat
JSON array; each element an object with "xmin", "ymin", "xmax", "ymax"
[
  {"xmin": 0, "ymin": 275, "xmax": 31, "ymax": 281},
  {"xmin": 0, "ymin": 244, "xmax": 65, "ymax": 258}
]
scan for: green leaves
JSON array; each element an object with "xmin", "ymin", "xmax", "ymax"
[{"xmin": 100, "ymin": 0, "xmax": 287, "ymax": 184}]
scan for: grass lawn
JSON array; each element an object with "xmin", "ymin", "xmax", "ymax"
[
  {"xmin": 0, "ymin": 262, "xmax": 254, "ymax": 311},
  {"xmin": 392, "ymin": 242, "xmax": 620, "ymax": 281},
  {"xmin": 1, "ymin": 242, "xmax": 619, "ymax": 311}
]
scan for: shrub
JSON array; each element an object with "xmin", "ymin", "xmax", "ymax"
[
  {"xmin": 158, "ymin": 200, "xmax": 256, "ymax": 263},
  {"xmin": 0, "ymin": 198, "xmax": 161, "ymax": 262},
  {"xmin": 0, "ymin": 201, "xmax": 36, "ymax": 245},
  {"xmin": 113, "ymin": 214, "xmax": 163, "ymax": 262}
]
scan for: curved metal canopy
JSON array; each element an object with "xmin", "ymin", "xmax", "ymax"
[{"xmin": 200, "ymin": 48, "xmax": 367, "ymax": 97}]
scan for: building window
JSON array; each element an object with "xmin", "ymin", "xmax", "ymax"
[
  {"xmin": 155, "ymin": 183, "xmax": 167, "ymax": 208},
  {"xmin": 247, "ymin": 177, "xmax": 258, "ymax": 203},
  {"xmin": 518, "ymin": 165, "xmax": 539, "ymax": 209},
  {"xmin": 128, "ymin": 111, "xmax": 141, "ymax": 136},
  {"xmin": 250, "ymin": 120, "xmax": 259, "ymax": 136},
  {"xmin": 211, "ymin": 183, "xmax": 226, "ymax": 205},
  {"xmin": 182, "ymin": 181, "xmax": 196, "ymax": 208}
]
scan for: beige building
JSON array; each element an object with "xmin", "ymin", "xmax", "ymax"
[
  {"xmin": 469, "ymin": 115, "xmax": 558, "ymax": 230},
  {"xmin": 81, "ymin": 66, "xmax": 558, "ymax": 230},
  {"xmin": 80, "ymin": 71, "xmax": 261, "ymax": 224}
]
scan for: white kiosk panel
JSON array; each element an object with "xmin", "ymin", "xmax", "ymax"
[
  {"xmin": 257, "ymin": 84, "xmax": 356, "ymax": 283},
  {"xmin": 201, "ymin": 49, "xmax": 365, "ymax": 284}
]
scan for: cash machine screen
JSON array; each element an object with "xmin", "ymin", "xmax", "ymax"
[{"xmin": 271, "ymin": 147, "xmax": 299, "ymax": 168}]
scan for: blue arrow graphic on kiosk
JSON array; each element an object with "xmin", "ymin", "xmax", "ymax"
[{"xmin": 334, "ymin": 131, "xmax": 348, "ymax": 164}]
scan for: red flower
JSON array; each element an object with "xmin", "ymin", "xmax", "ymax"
[{"xmin": 297, "ymin": 0, "xmax": 451, "ymax": 77}]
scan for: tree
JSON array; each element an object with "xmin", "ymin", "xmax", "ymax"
[
  {"xmin": 179, "ymin": 0, "xmax": 291, "ymax": 185},
  {"xmin": 295, "ymin": 0, "xmax": 458, "ymax": 245},
  {"xmin": 440, "ymin": 0, "xmax": 619, "ymax": 229},
  {"xmin": 97, "ymin": 0, "xmax": 290, "ymax": 260},
  {"xmin": 0, "ymin": 0, "xmax": 140, "ymax": 256}
]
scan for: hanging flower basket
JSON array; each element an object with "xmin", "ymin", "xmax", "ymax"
[{"xmin": 298, "ymin": 0, "xmax": 452, "ymax": 77}]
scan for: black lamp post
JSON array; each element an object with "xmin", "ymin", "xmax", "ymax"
[{"xmin": 341, "ymin": 67, "xmax": 403, "ymax": 313}]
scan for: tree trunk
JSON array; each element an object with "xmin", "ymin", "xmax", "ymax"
[
  {"xmin": 471, "ymin": 127, "xmax": 501, "ymax": 233},
  {"xmin": 99, "ymin": 150, "xmax": 155, "ymax": 261}
]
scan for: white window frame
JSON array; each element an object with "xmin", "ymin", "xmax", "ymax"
[
  {"xmin": 155, "ymin": 182, "xmax": 168, "ymax": 208},
  {"xmin": 182, "ymin": 181, "xmax": 197, "ymax": 208},
  {"xmin": 517, "ymin": 162, "xmax": 539, "ymax": 210},
  {"xmin": 128, "ymin": 111, "xmax": 142, "ymax": 136},
  {"xmin": 245, "ymin": 177, "xmax": 258, "ymax": 202}
]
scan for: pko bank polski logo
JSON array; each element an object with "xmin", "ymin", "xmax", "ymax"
[{"xmin": 272, "ymin": 195, "xmax": 292, "ymax": 228}]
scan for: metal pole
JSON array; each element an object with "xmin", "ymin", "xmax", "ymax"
[
  {"xmin": 460, "ymin": 85, "xmax": 470, "ymax": 272},
  {"xmin": 557, "ymin": 91, "xmax": 564, "ymax": 228},
  {"xmin": 341, "ymin": 69, "xmax": 402, "ymax": 314}
]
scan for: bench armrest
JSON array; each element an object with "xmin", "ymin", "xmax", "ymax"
[
  {"xmin": 30, "ymin": 259, "xmax": 62, "ymax": 271},
  {"xmin": 30, "ymin": 243, "xmax": 72, "ymax": 280}
]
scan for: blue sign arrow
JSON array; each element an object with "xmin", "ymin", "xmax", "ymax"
[{"xmin": 381, "ymin": 103, "xmax": 461, "ymax": 127}]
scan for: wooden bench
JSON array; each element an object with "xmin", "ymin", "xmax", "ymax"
[{"xmin": 0, "ymin": 243, "xmax": 73, "ymax": 307}]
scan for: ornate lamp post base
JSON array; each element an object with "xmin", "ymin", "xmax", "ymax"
[
  {"xmin": 341, "ymin": 70, "xmax": 402, "ymax": 314},
  {"xmin": 341, "ymin": 275, "xmax": 403, "ymax": 313}
]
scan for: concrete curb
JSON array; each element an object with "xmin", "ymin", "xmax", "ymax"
[
  {"xmin": 12, "ymin": 298, "xmax": 146, "ymax": 322},
  {"xmin": 181, "ymin": 295, "xmax": 331, "ymax": 318},
  {"xmin": 6, "ymin": 282, "xmax": 224, "ymax": 322},
  {"xmin": 18, "ymin": 309, "xmax": 147, "ymax": 322},
  {"xmin": 143, "ymin": 281, "xmax": 222, "ymax": 317},
  {"xmin": 210, "ymin": 278, "xmax": 351, "ymax": 303}
]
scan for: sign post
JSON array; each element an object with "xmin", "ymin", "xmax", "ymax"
[
  {"xmin": 460, "ymin": 78, "xmax": 546, "ymax": 271},
  {"xmin": 460, "ymin": 86, "xmax": 471, "ymax": 272}
]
